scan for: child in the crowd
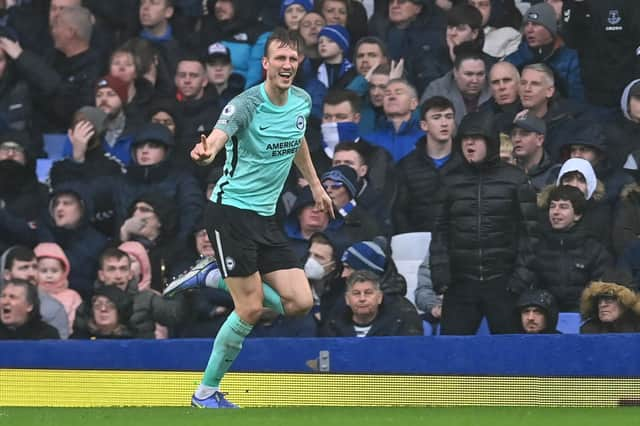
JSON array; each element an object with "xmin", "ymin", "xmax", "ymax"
[{"xmin": 34, "ymin": 243, "xmax": 82, "ymax": 333}]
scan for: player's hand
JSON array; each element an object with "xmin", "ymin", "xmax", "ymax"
[
  {"xmin": 191, "ymin": 134, "xmax": 215, "ymax": 165},
  {"xmin": 311, "ymin": 184, "xmax": 335, "ymax": 219}
]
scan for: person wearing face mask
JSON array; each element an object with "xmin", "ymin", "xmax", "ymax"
[{"xmin": 303, "ymin": 232, "xmax": 341, "ymax": 325}]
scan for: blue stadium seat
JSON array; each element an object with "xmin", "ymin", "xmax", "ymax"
[
  {"xmin": 36, "ymin": 159, "xmax": 53, "ymax": 183},
  {"xmin": 557, "ymin": 312, "xmax": 582, "ymax": 334},
  {"xmin": 43, "ymin": 133, "xmax": 67, "ymax": 160},
  {"xmin": 476, "ymin": 317, "xmax": 491, "ymax": 335}
]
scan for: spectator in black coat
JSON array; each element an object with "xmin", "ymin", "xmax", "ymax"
[
  {"xmin": 0, "ymin": 279, "xmax": 60, "ymax": 340},
  {"xmin": 606, "ymin": 79, "xmax": 640, "ymax": 171},
  {"xmin": 0, "ymin": 6, "xmax": 105, "ymax": 132},
  {"xmin": 430, "ymin": 110, "xmax": 538, "ymax": 334},
  {"xmin": 516, "ymin": 288, "xmax": 560, "ymax": 334},
  {"xmin": 0, "ymin": 131, "xmax": 48, "ymax": 254},
  {"xmin": 394, "ymin": 95, "xmax": 462, "ymax": 233},
  {"xmin": 509, "ymin": 185, "xmax": 612, "ymax": 311},
  {"xmin": 320, "ymin": 270, "xmax": 422, "ymax": 337}
]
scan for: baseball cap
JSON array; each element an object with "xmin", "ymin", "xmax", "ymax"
[
  {"xmin": 511, "ymin": 112, "xmax": 546, "ymax": 134},
  {"xmin": 206, "ymin": 42, "xmax": 231, "ymax": 64}
]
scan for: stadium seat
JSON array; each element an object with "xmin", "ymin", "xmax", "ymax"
[
  {"xmin": 43, "ymin": 133, "xmax": 68, "ymax": 160},
  {"xmin": 390, "ymin": 232, "xmax": 431, "ymax": 309},
  {"xmin": 557, "ymin": 312, "xmax": 582, "ymax": 334},
  {"xmin": 476, "ymin": 317, "xmax": 491, "ymax": 335},
  {"xmin": 36, "ymin": 159, "xmax": 53, "ymax": 183},
  {"xmin": 423, "ymin": 320, "xmax": 433, "ymax": 336}
]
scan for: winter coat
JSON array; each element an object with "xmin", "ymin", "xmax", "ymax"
[
  {"xmin": 0, "ymin": 66, "xmax": 33, "ymax": 136},
  {"xmin": 430, "ymin": 112, "xmax": 538, "ymax": 292},
  {"xmin": 319, "ymin": 298, "xmax": 423, "ymax": 337},
  {"xmin": 363, "ymin": 115, "xmax": 425, "ymax": 163},
  {"xmin": 562, "ymin": 0, "xmax": 640, "ymax": 107},
  {"xmin": 420, "ymin": 71, "xmax": 492, "ymax": 125},
  {"xmin": 524, "ymin": 151, "xmax": 561, "ymax": 194},
  {"xmin": 605, "ymin": 79, "xmax": 640, "ymax": 170},
  {"xmin": 580, "ymin": 280, "xmax": 640, "ymax": 333},
  {"xmin": 369, "ymin": 3, "xmax": 448, "ymax": 94},
  {"xmin": 0, "ymin": 319, "xmax": 60, "ymax": 340},
  {"xmin": 613, "ymin": 183, "xmax": 640, "ymax": 258},
  {"xmin": 14, "ymin": 48, "xmax": 105, "ymax": 132},
  {"xmin": 394, "ymin": 138, "xmax": 463, "ymax": 234},
  {"xmin": 508, "ymin": 222, "xmax": 613, "ymax": 312},
  {"xmin": 543, "ymin": 96, "xmax": 589, "ymax": 162},
  {"xmin": 33, "ymin": 242, "xmax": 83, "ymax": 331},
  {"xmin": 505, "ymin": 37, "xmax": 585, "ymax": 102}
]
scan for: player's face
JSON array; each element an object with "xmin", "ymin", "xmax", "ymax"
[
  {"xmin": 98, "ymin": 256, "xmax": 132, "ymax": 289},
  {"xmin": 520, "ymin": 306, "xmax": 546, "ymax": 333},
  {"xmin": 345, "ymin": 281, "xmax": 382, "ymax": 318},
  {"xmin": 0, "ymin": 284, "xmax": 33, "ymax": 328},
  {"xmin": 263, "ymin": 42, "xmax": 299, "ymax": 91},
  {"xmin": 420, "ymin": 107, "xmax": 455, "ymax": 143}
]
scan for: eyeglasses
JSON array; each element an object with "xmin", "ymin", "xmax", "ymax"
[
  {"xmin": 323, "ymin": 182, "xmax": 344, "ymax": 190},
  {"xmin": 92, "ymin": 300, "xmax": 116, "ymax": 310}
]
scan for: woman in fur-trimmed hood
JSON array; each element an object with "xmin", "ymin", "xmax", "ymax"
[{"xmin": 580, "ymin": 280, "xmax": 640, "ymax": 334}]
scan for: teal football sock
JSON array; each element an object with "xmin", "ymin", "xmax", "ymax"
[{"xmin": 209, "ymin": 275, "xmax": 285, "ymax": 315}]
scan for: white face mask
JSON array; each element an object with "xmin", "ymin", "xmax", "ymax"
[{"xmin": 304, "ymin": 257, "xmax": 331, "ymax": 280}]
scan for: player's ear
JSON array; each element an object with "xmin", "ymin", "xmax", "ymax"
[{"xmin": 262, "ymin": 56, "xmax": 269, "ymax": 72}]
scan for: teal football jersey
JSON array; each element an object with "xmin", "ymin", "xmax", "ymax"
[{"xmin": 211, "ymin": 83, "xmax": 311, "ymax": 216}]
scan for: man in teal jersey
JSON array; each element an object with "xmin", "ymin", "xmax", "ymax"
[{"xmin": 174, "ymin": 28, "xmax": 333, "ymax": 408}]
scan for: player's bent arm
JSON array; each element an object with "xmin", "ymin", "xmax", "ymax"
[{"xmin": 192, "ymin": 128, "xmax": 229, "ymax": 166}]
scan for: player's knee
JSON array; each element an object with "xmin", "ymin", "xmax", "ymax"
[
  {"xmin": 286, "ymin": 293, "xmax": 313, "ymax": 317},
  {"xmin": 236, "ymin": 302, "xmax": 263, "ymax": 325}
]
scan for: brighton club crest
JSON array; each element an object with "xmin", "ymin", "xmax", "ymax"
[{"xmin": 608, "ymin": 9, "xmax": 621, "ymax": 25}]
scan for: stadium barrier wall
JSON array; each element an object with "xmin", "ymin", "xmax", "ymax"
[{"xmin": 1, "ymin": 335, "xmax": 639, "ymax": 407}]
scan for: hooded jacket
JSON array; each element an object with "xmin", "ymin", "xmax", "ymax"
[
  {"xmin": 605, "ymin": 79, "xmax": 640, "ymax": 170},
  {"xmin": 580, "ymin": 280, "xmax": 640, "ymax": 333},
  {"xmin": 118, "ymin": 241, "xmax": 152, "ymax": 292},
  {"xmin": 33, "ymin": 242, "xmax": 82, "ymax": 333},
  {"xmin": 516, "ymin": 288, "xmax": 560, "ymax": 333},
  {"xmin": 430, "ymin": 111, "xmax": 538, "ymax": 290}
]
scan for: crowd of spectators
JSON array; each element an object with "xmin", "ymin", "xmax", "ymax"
[{"xmin": 1, "ymin": 0, "xmax": 640, "ymax": 340}]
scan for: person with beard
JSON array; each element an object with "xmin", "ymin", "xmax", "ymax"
[
  {"xmin": 516, "ymin": 288, "xmax": 560, "ymax": 334},
  {"xmin": 50, "ymin": 106, "xmax": 125, "ymax": 237},
  {"xmin": 0, "ymin": 279, "xmax": 60, "ymax": 340},
  {"xmin": 509, "ymin": 185, "xmax": 612, "ymax": 312},
  {"xmin": 430, "ymin": 110, "xmax": 537, "ymax": 335},
  {"xmin": 197, "ymin": 0, "xmax": 271, "ymax": 89},
  {"xmin": 0, "ymin": 131, "xmax": 48, "ymax": 254}
]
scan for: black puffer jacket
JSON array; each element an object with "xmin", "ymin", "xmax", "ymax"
[
  {"xmin": 430, "ymin": 112, "xmax": 538, "ymax": 292},
  {"xmin": 509, "ymin": 222, "xmax": 613, "ymax": 312},
  {"xmin": 393, "ymin": 137, "xmax": 463, "ymax": 233}
]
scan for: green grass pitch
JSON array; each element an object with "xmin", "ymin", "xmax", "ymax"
[{"xmin": 1, "ymin": 407, "xmax": 639, "ymax": 426}]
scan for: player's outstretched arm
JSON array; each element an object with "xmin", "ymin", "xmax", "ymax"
[
  {"xmin": 191, "ymin": 129, "xmax": 229, "ymax": 166},
  {"xmin": 294, "ymin": 137, "xmax": 335, "ymax": 219}
]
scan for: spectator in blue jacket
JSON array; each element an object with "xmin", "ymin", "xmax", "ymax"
[{"xmin": 505, "ymin": 2, "xmax": 584, "ymax": 102}]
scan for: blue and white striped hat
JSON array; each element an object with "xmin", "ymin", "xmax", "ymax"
[
  {"xmin": 318, "ymin": 24, "xmax": 351, "ymax": 54},
  {"xmin": 341, "ymin": 241, "xmax": 386, "ymax": 275}
]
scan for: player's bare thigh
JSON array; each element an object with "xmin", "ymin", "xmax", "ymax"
[
  {"xmin": 263, "ymin": 268, "xmax": 313, "ymax": 316},
  {"xmin": 224, "ymin": 272, "xmax": 264, "ymax": 324}
]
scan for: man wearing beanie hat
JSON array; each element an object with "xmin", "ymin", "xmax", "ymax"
[
  {"xmin": 95, "ymin": 74, "xmax": 136, "ymax": 165},
  {"xmin": 505, "ymin": 2, "xmax": 584, "ymax": 101},
  {"xmin": 321, "ymin": 165, "xmax": 381, "ymax": 243}
]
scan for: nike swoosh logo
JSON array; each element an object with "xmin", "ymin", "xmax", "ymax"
[{"xmin": 259, "ymin": 126, "xmax": 270, "ymax": 130}]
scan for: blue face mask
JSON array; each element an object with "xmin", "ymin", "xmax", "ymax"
[{"xmin": 321, "ymin": 121, "xmax": 360, "ymax": 158}]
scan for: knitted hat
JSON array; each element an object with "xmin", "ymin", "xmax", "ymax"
[
  {"xmin": 318, "ymin": 24, "xmax": 351, "ymax": 54},
  {"xmin": 95, "ymin": 74, "xmax": 129, "ymax": 104},
  {"xmin": 75, "ymin": 106, "xmax": 108, "ymax": 136},
  {"xmin": 93, "ymin": 285, "xmax": 133, "ymax": 323},
  {"xmin": 279, "ymin": 0, "xmax": 313, "ymax": 21},
  {"xmin": 341, "ymin": 241, "xmax": 387, "ymax": 275},
  {"xmin": 321, "ymin": 165, "xmax": 359, "ymax": 198},
  {"xmin": 523, "ymin": 3, "xmax": 557, "ymax": 38},
  {"xmin": 134, "ymin": 122, "xmax": 174, "ymax": 147}
]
